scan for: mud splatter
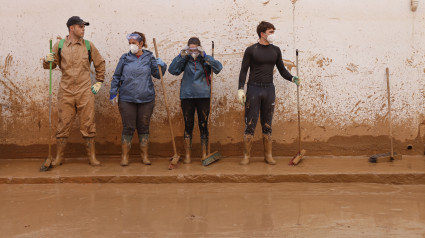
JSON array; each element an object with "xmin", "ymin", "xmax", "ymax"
[
  {"xmin": 316, "ymin": 57, "xmax": 332, "ymax": 68},
  {"xmin": 283, "ymin": 59, "xmax": 296, "ymax": 72},
  {"xmin": 2, "ymin": 54, "xmax": 13, "ymax": 77},
  {"xmin": 346, "ymin": 63, "xmax": 359, "ymax": 73},
  {"xmin": 262, "ymin": 0, "xmax": 270, "ymax": 5}
]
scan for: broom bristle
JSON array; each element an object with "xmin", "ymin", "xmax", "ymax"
[
  {"xmin": 202, "ymin": 151, "xmax": 221, "ymax": 166},
  {"xmin": 289, "ymin": 149, "xmax": 306, "ymax": 166}
]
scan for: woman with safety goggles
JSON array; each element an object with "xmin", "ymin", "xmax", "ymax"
[
  {"xmin": 110, "ymin": 32, "xmax": 167, "ymax": 166},
  {"xmin": 168, "ymin": 37, "xmax": 223, "ymax": 164}
]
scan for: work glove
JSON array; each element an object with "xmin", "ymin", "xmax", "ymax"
[
  {"xmin": 91, "ymin": 82, "xmax": 102, "ymax": 95},
  {"xmin": 110, "ymin": 94, "xmax": 118, "ymax": 105},
  {"xmin": 237, "ymin": 89, "xmax": 246, "ymax": 106},
  {"xmin": 45, "ymin": 52, "xmax": 55, "ymax": 63},
  {"xmin": 156, "ymin": 58, "xmax": 166, "ymax": 67},
  {"xmin": 197, "ymin": 46, "xmax": 206, "ymax": 57},
  {"xmin": 292, "ymin": 76, "xmax": 300, "ymax": 86},
  {"xmin": 180, "ymin": 46, "xmax": 189, "ymax": 58}
]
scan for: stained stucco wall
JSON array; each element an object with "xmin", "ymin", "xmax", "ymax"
[{"xmin": 1, "ymin": 0, "xmax": 424, "ymax": 158}]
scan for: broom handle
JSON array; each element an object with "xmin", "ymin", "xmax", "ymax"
[
  {"xmin": 153, "ymin": 38, "xmax": 178, "ymax": 155},
  {"xmin": 208, "ymin": 41, "xmax": 214, "ymax": 154},
  {"xmin": 48, "ymin": 39, "xmax": 52, "ymax": 157},
  {"xmin": 386, "ymin": 68, "xmax": 394, "ymax": 157},
  {"xmin": 296, "ymin": 49, "xmax": 301, "ymax": 152}
]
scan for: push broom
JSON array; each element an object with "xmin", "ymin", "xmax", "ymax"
[
  {"xmin": 153, "ymin": 38, "xmax": 181, "ymax": 170},
  {"xmin": 289, "ymin": 49, "xmax": 306, "ymax": 165},
  {"xmin": 202, "ymin": 41, "xmax": 221, "ymax": 166},
  {"xmin": 40, "ymin": 39, "xmax": 54, "ymax": 172},
  {"xmin": 369, "ymin": 68, "xmax": 402, "ymax": 163}
]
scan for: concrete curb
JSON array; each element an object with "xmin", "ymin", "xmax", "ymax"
[{"xmin": 2, "ymin": 173, "xmax": 425, "ymax": 184}]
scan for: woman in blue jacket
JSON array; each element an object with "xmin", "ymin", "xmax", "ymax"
[
  {"xmin": 168, "ymin": 37, "xmax": 223, "ymax": 164},
  {"xmin": 110, "ymin": 32, "xmax": 167, "ymax": 166}
]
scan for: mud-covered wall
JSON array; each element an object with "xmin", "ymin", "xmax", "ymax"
[{"xmin": 1, "ymin": 0, "xmax": 424, "ymax": 158}]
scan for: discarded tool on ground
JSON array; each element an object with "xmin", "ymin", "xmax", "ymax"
[
  {"xmin": 369, "ymin": 68, "xmax": 402, "ymax": 163},
  {"xmin": 289, "ymin": 49, "xmax": 306, "ymax": 166},
  {"xmin": 40, "ymin": 39, "xmax": 54, "ymax": 172},
  {"xmin": 153, "ymin": 38, "xmax": 181, "ymax": 170},
  {"xmin": 202, "ymin": 41, "xmax": 221, "ymax": 166}
]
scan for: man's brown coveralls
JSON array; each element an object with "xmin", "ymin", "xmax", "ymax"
[{"xmin": 43, "ymin": 36, "xmax": 105, "ymax": 166}]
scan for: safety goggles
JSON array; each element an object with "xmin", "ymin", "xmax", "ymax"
[
  {"xmin": 126, "ymin": 33, "xmax": 142, "ymax": 42},
  {"xmin": 187, "ymin": 47, "xmax": 199, "ymax": 54}
]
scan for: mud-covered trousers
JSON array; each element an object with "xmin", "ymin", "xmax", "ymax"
[
  {"xmin": 56, "ymin": 89, "xmax": 96, "ymax": 138},
  {"xmin": 181, "ymin": 98, "xmax": 210, "ymax": 139},
  {"xmin": 244, "ymin": 83, "xmax": 275, "ymax": 135},
  {"xmin": 118, "ymin": 100, "xmax": 155, "ymax": 136}
]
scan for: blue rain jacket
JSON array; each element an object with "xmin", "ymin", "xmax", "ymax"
[
  {"xmin": 168, "ymin": 54, "xmax": 223, "ymax": 99},
  {"xmin": 110, "ymin": 50, "xmax": 167, "ymax": 103}
]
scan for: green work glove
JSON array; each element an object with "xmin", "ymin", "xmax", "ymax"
[
  {"xmin": 91, "ymin": 82, "xmax": 102, "ymax": 94},
  {"xmin": 292, "ymin": 76, "xmax": 300, "ymax": 86}
]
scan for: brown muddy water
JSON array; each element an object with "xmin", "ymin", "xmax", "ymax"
[{"xmin": 1, "ymin": 183, "xmax": 424, "ymax": 237}]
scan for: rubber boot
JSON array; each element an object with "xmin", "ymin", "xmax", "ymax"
[
  {"xmin": 201, "ymin": 138, "xmax": 208, "ymax": 161},
  {"xmin": 84, "ymin": 137, "xmax": 101, "ymax": 166},
  {"xmin": 51, "ymin": 138, "xmax": 67, "ymax": 167},
  {"xmin": 139, "ymin": 134, "xmax": 151, "ymax": 165},
  {"xmin": 263, "ymin": 134, "xmax": 276, "ymax": 165},
  {"xmin": 240, "ymin": 134, "xmax": 252, "ymax": 165},
  {"xmin": 120, "ymin": 134, "xmax": 133, "ymax": 166},
  {"xmin": 183, "ymin": 137, "xmax": 192, "ymax": 164}
]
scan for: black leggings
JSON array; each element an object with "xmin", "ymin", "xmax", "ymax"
[
  {"xmin": 244, "ymin": 84, "xmax": 275, "ymax": 135},
  {"xmin": 181, "ymin": 98, "xmax": 210, "ymax": 139},
  {"xmin": 119, "ymin": 100, "xmax": 155, "ymax": 136}
]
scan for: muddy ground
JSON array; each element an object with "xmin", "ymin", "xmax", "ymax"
[{"xmin": 1, "ymin": 183, "xmax": 425, "ymax": 238}]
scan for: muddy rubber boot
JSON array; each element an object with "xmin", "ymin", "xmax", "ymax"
[
  {"xmin": 201, "ymin": 138, "xmax": 208, "ymax": 161},
  {"xmin": 139, "ymin": 134, "xmax": 151, "ymax": 165},
  {"xmin": 263, "ymin": 134, "xmax": 276, "ymax": 165},
  {"xmin": 120, "ymin": 135, "xmax": 133, "ymax": 166},
  {"xmin": 51, "ymin": 138, "xmax": 67, "ymax": 168},
  {"xmin": 183, "ymin": 137, "xmax": 192, "ymax": 164},
  {"xmin": 84, "ymin": 137, "xmax": 101, "ymax": 166},
  {"xmin": 240, "ymin": 134, "xmax": 253, "ymax": 165}
]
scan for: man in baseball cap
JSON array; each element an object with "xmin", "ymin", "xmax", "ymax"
[
  {"xmin": 66, "ymin": 16, "xmax": 90, "ymax": 27},
  {"xmin": 42, "ymin": 16, "xmax": 105, "ymax": 168}
]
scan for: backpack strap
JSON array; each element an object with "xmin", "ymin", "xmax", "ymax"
[
  {"xmin": 58, "ymin": 39, "xmax": 92, "ymax": 68},
  {"xmin": 84, "ymin": 39, "xmax": 92, "ymax": 62},
  {"xmin": 58, "ymin": 39, "xmax": 65, "ymax": 68}
]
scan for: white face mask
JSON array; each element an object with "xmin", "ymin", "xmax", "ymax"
[
  {"xmin": 266, "ymin": 34, "xmax": 276, "ymax": 44},
  {"xmin": 130, "ymin": 44, "xmax": 139, "ymax": 54},
  {"xmin": 191, "ymin": 52, "xmax": 199, "ymax": 60}
]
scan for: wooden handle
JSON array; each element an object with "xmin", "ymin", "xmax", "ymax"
[
  {"xmin": 208, "ymin": 41, "xmax": 215, "ymax": 154},
  {"xmin": 386, "ymin": 67, "xmax": 394, "ymax": 157},
  {"xmin": 153, "ymin": 38, "xmax": 178, "ymax": 155},
  {"xmin": 296, "ymin": 49, "xmax": 301, "ymax": 152}
]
